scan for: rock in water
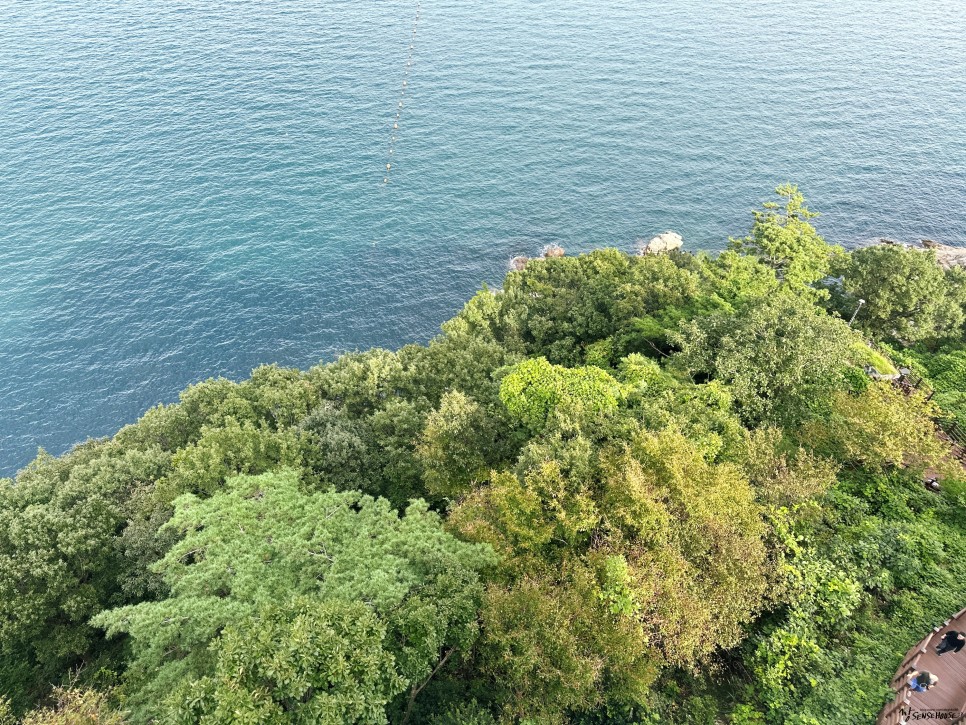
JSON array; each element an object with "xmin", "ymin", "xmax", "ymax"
[
  {"xmin": 638, "ymin": 231, "xmax": 683, "ymax": 255},
  {"xmin": 542, "ymin": 244, "xmax": 565, "ymax": 259}
]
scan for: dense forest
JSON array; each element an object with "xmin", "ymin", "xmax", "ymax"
[{"xmin": 3, "ymin": 186, "xmax": 966, "ymax": 724}]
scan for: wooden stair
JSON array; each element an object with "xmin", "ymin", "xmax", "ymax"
[{"xmin": 878, "ymin": 607, "xmax": 966, "ymax": 724}]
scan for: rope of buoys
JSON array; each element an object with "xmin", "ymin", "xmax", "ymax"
[{"xmin": 383, "ymin": 0, "xmax": 420, "ymax": 184}]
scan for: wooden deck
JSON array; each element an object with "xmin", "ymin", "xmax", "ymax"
[{"xmin": 879, "ymin": 606, "xmax": 966, "ymax": 724}]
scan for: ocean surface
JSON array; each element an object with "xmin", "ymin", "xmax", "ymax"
[{"xmin": 1, "ymin": 0, "xmax": 965, "ymax": 476}]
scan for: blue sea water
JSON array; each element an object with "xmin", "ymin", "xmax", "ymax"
[{"xmin": 1, "ymin": 0, "xmax": 965, "ymax": 476}]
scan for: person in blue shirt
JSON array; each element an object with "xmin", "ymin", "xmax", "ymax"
[{"xmin": 908, "ymin": 670, "xmax": 938, "ymax": 693}]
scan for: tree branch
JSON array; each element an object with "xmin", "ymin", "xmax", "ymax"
[{"xmin": 401, "ymin": 647, "xmax": 456, "ymax": 724}]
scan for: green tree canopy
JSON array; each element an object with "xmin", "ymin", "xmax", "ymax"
[
  {"xmin": 416, "ymin": 391, "xmax": 507, "ymax": 501},
  {"xmin": 800, "ymin": 383, "xmax": 952, "ymax": 472},
  {"xmin": 836, "ymin": 244, "xmax": 966, "ymax": 343},
  {"xmin": 672, "ymin": 294, "xmax": 857, "ymax": 427},
  {"xmin": 93, "ymin": 470, "xmax": 496, "ymax": 722},
  {"xmin": 0, "ymin": 443, "xmax": 171, "ymax": 708},
  {"xmin": 166, "ymin": 598, "xmax": 401, "ymax": 725},
  {"xmin": 499, "ymin": 357, "xmax": 623, "ymax": 433},
  {"xmin": 17, "ymin": 687, "xmax": 125, "ymax": 725},
  {"xmin": 450, "ymin": 427, "xmax": 773, "ymax": 719},
  {"xmin": 731, "ymin": 184, "xmax": 841, "ymax": 293}
]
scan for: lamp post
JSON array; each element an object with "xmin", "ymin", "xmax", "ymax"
[{"xmin": 848, "ymin": 298, "xmax": 865, "ymax": 327}]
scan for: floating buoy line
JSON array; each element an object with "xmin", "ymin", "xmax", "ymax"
[{"xmin": 384, "ymin": 1, "xmax": 420, "ymax": 183}]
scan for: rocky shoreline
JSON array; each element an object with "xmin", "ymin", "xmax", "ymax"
[
  {"xmin": 876, "ymin": 238, "xmax": 966, "ymax": 268},
  {"xmin": 508, "ymin": 235, "xmax": 966, "ymax": 272}
]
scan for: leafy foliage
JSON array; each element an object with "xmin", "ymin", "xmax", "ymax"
[
  {"xmin": 19, "ymin": 687, "xmax": 126, "ymax": 725},
  {"xmin": 0, "ymin": 443, "xmax": 171, "ymax": 708},
  {"xmin": 800, "ymin": 383, "xmax": 952, "ymax": 471},
  {"xmin": 499, "ymin": 357, "xmax": 623, "ymax": 433},
  {"xmin": 835, "ymin": 244, "xmax": 966, "ymax": 343},
  {"xmin": 417, "ymin": 391, "xmax": 504, "ymax": 501},
  {"xmin": 166, "ymin": 599, "xmax": 402, "ymax": 724},
  {"xmin": 3, "ymin": 187, "xmax": 965, "ymax": 725},
  {"xmin": 730, "ymin": 184, "xmax": 841, "ymax": 293},
  {"xmin": 92, "ymin": 470, "xmax": 495, "ymax": 722},
  {"xmin": 672, "ymin": 294, "xmax": 856, "ymax": 427},
  {"xmin": 892, "ymin": 342, "xmax": 966, "ymax": 427}
]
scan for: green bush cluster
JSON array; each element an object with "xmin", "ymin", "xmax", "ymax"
[{"xmin": 2, "ymin": 186, "xmax": 965, "ymax": 724}]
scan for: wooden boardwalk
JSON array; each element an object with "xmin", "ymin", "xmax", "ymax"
[{"xmin": 879, "ymin": 606, "xmax": 966, "ymax": 724}]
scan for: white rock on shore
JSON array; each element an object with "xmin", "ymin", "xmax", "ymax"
[{"xmin": 637, "ymin": 231, "xmax": 683, "ymax": 255}]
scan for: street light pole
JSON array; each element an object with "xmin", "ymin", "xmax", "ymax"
[{"xmin": 848, "ymin": 298, "xmax": 865, "ymax": 327}]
